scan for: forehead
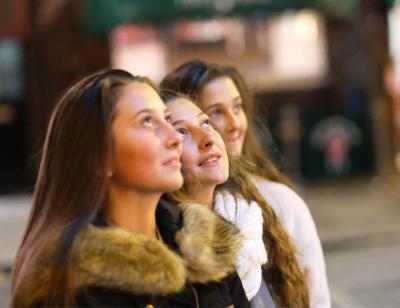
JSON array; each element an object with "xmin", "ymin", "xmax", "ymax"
[
  {"xmin": 117, "ymin": 81, "xmax": 165, "ymax": 113},
  {"xmin": 200, "ymin": 76, "xmax": 240, "ymax": 104},
  {"xmin": 167, "ymin": 97, "xmax": 202, "ymax": 121}
]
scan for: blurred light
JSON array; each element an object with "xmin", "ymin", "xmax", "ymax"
[
  {"xmin": 173, "ymin": 18, "xmax": 246, "ymax": 57},
  {"xmin": 268, "ymin": 9, "xmax": 328, "ymax": 80},
  {"xmin": 110, "ymin": 25, "xmax": 167, "ymax": 83},
  {"xmin": 173, "ymin": 19, "xmax": 244, "ymax": 43},
  {"xmin": 294, "ymin": 10, "xmax": 320, "ymax": 40}
]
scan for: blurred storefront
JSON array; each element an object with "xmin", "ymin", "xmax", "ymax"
[
  {"xmin": 0, "ymin": 0, "xmax": 395, "ymax": 192},
  {"xmin": 0, "ymin": 0, "xmax": 110, "ymax": 192},
  {"xmin": 86, "ymin": 0, "xmax": 389, "ymax": 180}
]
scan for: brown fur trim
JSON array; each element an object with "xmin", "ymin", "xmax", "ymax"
[
  {"xmin": 18, "ymin": 225, "xmax": 186, "ymax": 304},
  {"xmin": 19, "ymin": 202, "xmax": 243, "ymax": 303},
  {"xmin": 71, "ymin": 225, "xmax": 186, "ymax": 295},
  {"xmin": 176, "ymin": 202, "xmax": 243, "ymax": 283}
]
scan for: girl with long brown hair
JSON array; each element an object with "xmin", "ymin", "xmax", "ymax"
[
  {"xmin": 10, "ymin": 69, "xmax": 249, "ymax": 307},
  {"xmin": 160, "ymin": 61, "xmax": 330, "ymax": 307},
  {"xmin": 161, "ymin": 91, "xmax": 309, "ymax": 307}
]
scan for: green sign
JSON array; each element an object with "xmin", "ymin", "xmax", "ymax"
[{"xmin": 84, "ymin": 0, "xmax": 313, "ymax": 35}]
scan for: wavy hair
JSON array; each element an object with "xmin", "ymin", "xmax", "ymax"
[
  {"xmin": 220, "ymin": 157, "xmax": 309, "ymax": 307},
  {"xmin": 11, "ymin": 69, "xmax": 157, "ymax": 307}
]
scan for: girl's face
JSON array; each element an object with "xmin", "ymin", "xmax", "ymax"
[
  {"xmin": 199, "ymin": 76, "xmax": 248, "ymax": 156},
  {"xmin": 167, "ymin": 97, "xmax": 229, "ymax": 188},
  {"xmin": 110, "ymin": 82, "xmax": 183, "ymax": 193}
]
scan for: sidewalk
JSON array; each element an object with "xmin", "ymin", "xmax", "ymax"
[
  {"xmin": 302, "ymin": 175, "xmax": 400, "ymax": 245},
  {"xmin": 0, "ymin": 195, "xmax": 31, "ymax": 307},
  {"xmin": 0, "ymin": 195, "xmax": 31, "ymax": 268},
  {"xmin": 302, "ymin": 175, "xmax": 400, "ymax": 308}
]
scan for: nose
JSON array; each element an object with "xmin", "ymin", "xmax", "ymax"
[
  {"xmin": 197, "ymin": 130, "xmax": 214, "ymax": 152},
  {"xmin": 225, "ymin": 111, "xmax": 239, "ymax": 133},
  {"xmin": 164, "ymin": 123, "xmax": 182, "ymax": 151}
]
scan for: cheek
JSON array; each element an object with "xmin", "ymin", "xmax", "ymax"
[
  {"xmin": 115, "ymin": 135, "xmax": 159, "ymax": 171},
  {"xmin": 209, "ymin": 118, "xmax": 227, "ymax": 136},
  {"xmin": 136, "ymin": 142, "xmax": 159, "ymax": 163},
  {"xmin": 216, "ymin": 138, "xmax": 229, "ymax": 174},
  {"xmin": 239, "ymin": 113, "xmax": 248, "ymax": 133},
  {"xmin": 221, "ymin": 155, "xmax": 230, "ymax": 179},
  {"xmin": 180, "ymin": 146, "xmax": 198, "ymax": 175}
]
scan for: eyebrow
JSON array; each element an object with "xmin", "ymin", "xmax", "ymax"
[
  {"xmin": 203, "ymin": 97, "xmax": 242, "ymax": 111},
  {"xmin": 133, "ymin": 107, "xmax": 168, "ymax": 119},
  {"xmin": 233, "ymin": 96, "xmax": 243, "ymax": 103},
  {"xmin": 172, "ymin": 111, "xmax": 205, "ymax": 126},
  {"xmin": 133, "ymin": 108, "xmax": 153, "ymax": 118}
]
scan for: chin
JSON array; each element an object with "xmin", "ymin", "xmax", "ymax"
[
  {"xmin": 161, "ymin": 175, "xmax": 184, "ymax": 192},
  {"xmin": 213, "ymin": 173, "xmax": 229, "ymax": 185},
  {"xmin": 226, "ymin": 145, "xmax": 239, "ymax": 156}
]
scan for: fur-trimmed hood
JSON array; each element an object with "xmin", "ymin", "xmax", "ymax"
[{"xmin": 21, "ymin": 201, "xmax": 242, "ymax": 303}]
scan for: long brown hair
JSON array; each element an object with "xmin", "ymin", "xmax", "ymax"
[
  {"xmin": 221, "ymin": 157, "xmax": 309, "ymax": 307},
  {"xmin": 160, "ymin": 60, "xmax": 293, "ymax": 187},
  {"xmin": 11, "ymin": 69, "xmax": 156, "ymax": 307},
  {"xmin": 161, "ymin": 92, "xmax": 309, "ymax": 307}
]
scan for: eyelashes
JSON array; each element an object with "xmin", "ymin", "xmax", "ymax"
[
  {"xmin": 165, "ymin": 114, "xmax": 172, "ymax": 123},
  {"xmin": 140, "ymin": 113, "xmax": 174, "ymax": 128}
]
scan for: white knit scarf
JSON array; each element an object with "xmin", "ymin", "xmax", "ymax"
[{"xmin": 214, "ymin": 191, "xmax": 268, "ymax": 300}]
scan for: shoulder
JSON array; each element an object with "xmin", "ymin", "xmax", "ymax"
[
  {"xmin": 251, "ymin": 176, "xmax": 312, "ymax": 220},
  {"xmin": 250, "ymin": 176, "xmax": 321, "ymax": 250}
]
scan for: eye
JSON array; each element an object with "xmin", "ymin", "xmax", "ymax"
[
  {"xmin": 232, "ymin": 104, "xmax": 242, "ymax": 114},
  {"xmin": 165, "ymin": 114, "xmax": 172, "ymax": 123},
  {"xmin": 176, "ymin": 127, "xmax": 188, "ymax": 136},
  {"xmin": 142, "ymin": 116, "xmax": 154, "ymax": 127},
  {"xmin": 201, "ymin": 119, "xmax": 211, "ymax": 129},
  {"xmin": 209, "ymin": 109, "xmax": 222, "ymax": 117}
]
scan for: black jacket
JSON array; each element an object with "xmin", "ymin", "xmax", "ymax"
[{"xmin": 71, "ymin": 200, "xmax": 249, "ymax": 307}]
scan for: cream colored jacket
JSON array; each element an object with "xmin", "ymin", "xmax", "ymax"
[{"xmin": 252, "ymin": 177, "xmax": 331, "ymax": 308}]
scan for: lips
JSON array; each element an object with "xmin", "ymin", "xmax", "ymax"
[
  {"xmin": 227, "ymin": 132, "xmax": 242, "ymax": 143},
  {"xmin": 199, "ymin": 153, "xmax": 221, "ymax": 167},
  {"xmin": 163, "ymin": 156, "xmax": 181, "ymax": 168}
]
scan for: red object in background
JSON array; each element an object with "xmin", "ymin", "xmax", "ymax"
[{"xmin": 0, "ymin": 0, "xmax": 29, "ymax": 37}]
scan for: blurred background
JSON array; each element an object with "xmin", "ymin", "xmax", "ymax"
[{"xmin": 1, "ymin": 0, "xmax": 400, "ymax": 306}]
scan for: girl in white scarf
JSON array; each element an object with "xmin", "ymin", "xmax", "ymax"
[
  {"xmin": 162, "ymin": 93, "xmax": 308, "ymax": 307},
  {"xmin": 161, "ymin": 60, "xmax": 330, "ymax": 308}
]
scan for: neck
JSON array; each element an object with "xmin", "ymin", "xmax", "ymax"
[
  {"xmin": 106, "ymin": 183, "xmax": 161, "ymax": 238},
  {"xmin": 186, "ymin": 184, "xmax": 215, "ymax": 209}
]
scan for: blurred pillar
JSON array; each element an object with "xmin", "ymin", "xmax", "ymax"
[{"xmin": 26, "ymin": 0, "xmax": 110, "ymax": 160}]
